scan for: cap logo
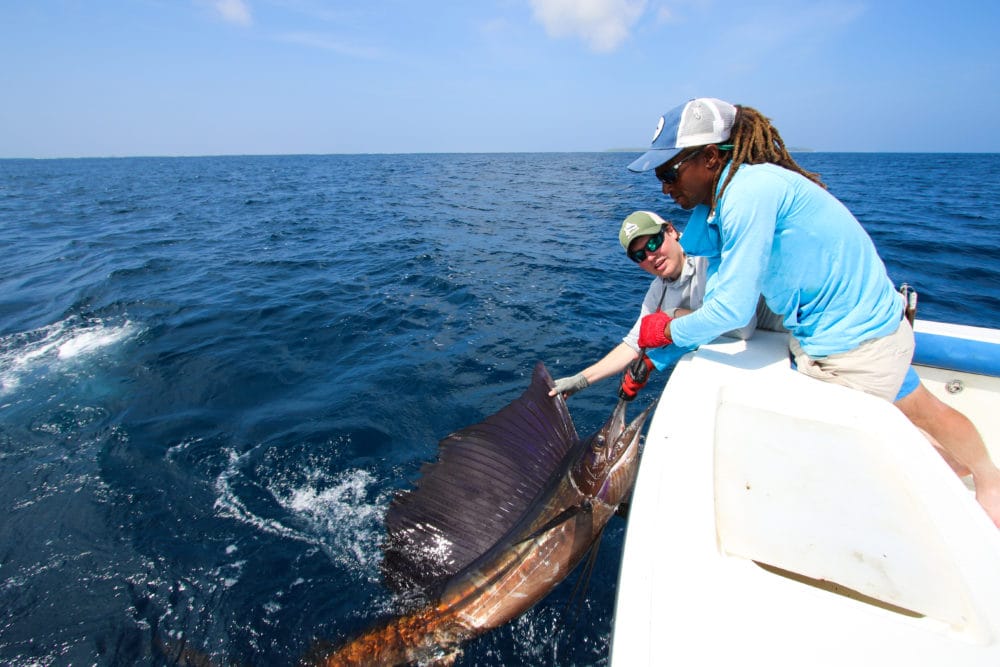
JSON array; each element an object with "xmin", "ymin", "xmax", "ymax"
[
  {"xmin": 623, "ymin": 221, "xmax": 640, "ymax": 238},
  {"xmin": 651, "ymin": 116, "xmax": 664, "ymax": 143}
]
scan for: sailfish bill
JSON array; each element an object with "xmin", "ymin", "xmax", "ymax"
[{"xmin": 306, "ymin": 362, "xmax": 657, "ymax": 666}]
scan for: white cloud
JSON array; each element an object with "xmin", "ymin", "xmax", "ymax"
[
  {"xmin": 212, "ymin": 0, "xmax": 252, "ymax": 26},
  {"xmin": 529, "ymin": 0, "xmax": 647, "ymax": 52}
]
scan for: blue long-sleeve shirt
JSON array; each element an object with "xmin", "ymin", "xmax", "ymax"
[
  {"xmin": 621, "ymin": 255, "xmax": 755, "ymax": 371},
  {"xmin": 670, "ymin": 163, "xmax": 902, "ymax": 357}
]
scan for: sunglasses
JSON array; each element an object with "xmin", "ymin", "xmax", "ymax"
[
  {"xmin": 656, "ymin": 148, "xmax": 703, "ymax": 185},
  {"xmin": 627, "ymin": 229, "xmax": 665, "ymax": 263}
]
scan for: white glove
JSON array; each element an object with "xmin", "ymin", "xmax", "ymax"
[{"xmin": 552, "ymin": 372, "xmax": 589, "ymax": 397}]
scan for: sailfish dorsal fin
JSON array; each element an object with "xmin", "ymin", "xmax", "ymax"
[{"xmin": 381, "ymin": 362, "xmax": 580, "ymax": 593}]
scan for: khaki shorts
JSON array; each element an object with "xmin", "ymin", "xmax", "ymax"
[{"xmin": 789, "ymin": 318, "xmax": 914, "ymax": 402}]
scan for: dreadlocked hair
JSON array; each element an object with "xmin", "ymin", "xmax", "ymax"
[{"xmin": 711, "ymin": 105, "xmax": 826, "ymax": 215}]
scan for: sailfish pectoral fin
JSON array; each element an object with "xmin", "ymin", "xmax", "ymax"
[
  {"xmin": 564, "ymin": 528, "xmax": 605, "ymax": 625},
  {"xmin": 515, "ymin": 500, "xmax": 592, "ymax": 545}
]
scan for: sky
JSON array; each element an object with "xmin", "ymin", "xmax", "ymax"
[{"xmin": 1, "ymin": 0, "xmax": 998, "ymax": 158}]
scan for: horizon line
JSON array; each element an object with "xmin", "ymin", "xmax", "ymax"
[{"xmin": 5, "ymin": 149, "xmax": 1000, "ymax": 161}]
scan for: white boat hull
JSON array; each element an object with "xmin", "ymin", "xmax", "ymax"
[{"xmin": 610, "ymin": 320, "xmax": 1000, "ymax": 666}]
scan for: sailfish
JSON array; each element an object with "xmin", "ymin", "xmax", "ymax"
[{"xmin": 304, "ymin": 362, "xmax": 656, "ymax": 666}]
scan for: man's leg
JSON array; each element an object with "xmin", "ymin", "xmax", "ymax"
[{"xmin": 896, "ymin": 384, "xmax": 1000, "ymax": 529}]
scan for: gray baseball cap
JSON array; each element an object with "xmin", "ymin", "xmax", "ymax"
[{"xmin": 628, "ymin": 97, "xmax": 737, "ymax": 173}]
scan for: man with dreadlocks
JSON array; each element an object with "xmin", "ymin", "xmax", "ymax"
[{"xmin": 627, "ymin": 97, "xmax": 1000, "ymax": 528}]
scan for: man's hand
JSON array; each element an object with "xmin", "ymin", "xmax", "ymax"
[
  {"xmin": 638, "ymin": 311, "xmax": 673, "ymax": 348},
  {"xmin": 619, "ymin": 355, "xmax": 655, "ymax": 401},
  {"xmin": 549, "ymin": 372, "xmax": 589, "ymax": 398}
]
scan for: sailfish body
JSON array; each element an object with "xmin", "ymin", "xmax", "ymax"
[{"xmin": 308, "ymin": 362, "xmax": 656, "ymax": 666}]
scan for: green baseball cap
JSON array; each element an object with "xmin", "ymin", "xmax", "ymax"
[{"xmin": 619, "ymin": 211, "xmax": 667, "ymax": 251}]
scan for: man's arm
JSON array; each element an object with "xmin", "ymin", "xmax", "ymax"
[{"xmin": 549, "ymin": 342, "xmax": 637, "ymax": 397}]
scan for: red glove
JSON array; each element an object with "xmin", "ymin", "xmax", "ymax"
[
  {"xmin": 638, "ymin": 311, "xmax": 673, "ymax": 349},
  {"xmin": 619, "ymin": 355, "xmax": 655, "ymax": 401}
]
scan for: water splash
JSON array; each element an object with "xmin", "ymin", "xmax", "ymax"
[
  {"xmin": 213, "ymin": 444, "xmax": 393, "ymax": 578},
  {"xmin": 0, "ymin": 316, "xmax": 139, "ymax": 395}
]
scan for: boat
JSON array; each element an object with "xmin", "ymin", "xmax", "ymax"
[{"xmin": 609, "ymin": 317, "xmax": 1000, "ymax": 665}]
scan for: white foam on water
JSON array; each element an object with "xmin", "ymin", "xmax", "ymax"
[
  {"xmin": 213, "ymin": 447, "xmax": 305, "ymax": 544},
  {"xmin": 165, "ymin": 436, "xmax": 202, "ymax": 462},
  {"xmin": 57, "ymin": 326, "xmax": 132, "ymax": 359},
  {"xmin": 276, "ymin": 467, "xmax": 388, "ymax": 569},
  {"xmin": 221, "ymin": 559, "xmax": 247, "ymax": 588},
  {"xmin": 0, "ymin": 316, "xmax": 139, "ymax": 394},
  {"xmin": 212, "ymin": 446, "xmax": 391, "ymax": 579}
]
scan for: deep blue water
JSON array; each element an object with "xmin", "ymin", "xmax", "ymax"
[{"xmin": 1, "ymin": 152, "xmax": 998, "ymax": 666}]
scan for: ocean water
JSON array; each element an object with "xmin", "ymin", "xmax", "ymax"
[{"xmin": 1, "ymin": 152, "xmax": 998, "ymax": 666}]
